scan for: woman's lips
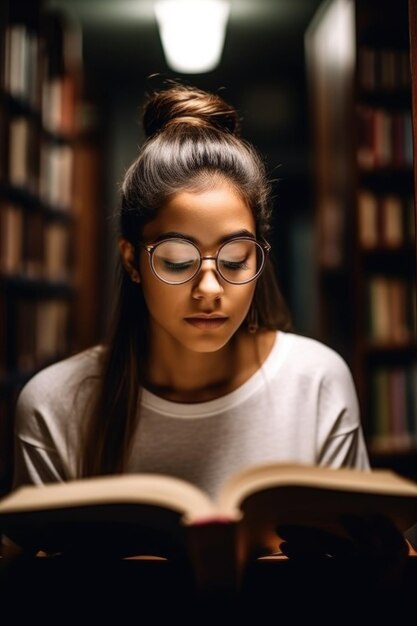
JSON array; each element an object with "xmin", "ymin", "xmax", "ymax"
[{"xmin": 185, "ymin": 317, "xmax": 228, "ymax": 329}]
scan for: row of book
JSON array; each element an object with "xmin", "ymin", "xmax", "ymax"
[
  {"xmin": 0, "ymin": 203, "xmax": 71, "ymax": 280},
  {"xmin": 356, "ymin": 105, "xmax": 413, "ymax": 169},
  {"xmin": 3, "ymin": 114, "xmax": 74, "ymax": 211},
  {"xmin": 369, "ymin": 364, "xmax": 417, "ymax": 452},
  {"xmin": 4, "ymin": 296, "xmax": 70, "ymax": 372},
  {"xmin": 366, "ymin": 275, "xmax": 416, "ymax": 344},
  {"xmin": 2, "ymin": 23, "xmax": 79, "ymax": 136},
  {"xmin": 357, "ymin": 189, "xmax": 415, "ymax": 248},
  {"xmin": 357, "ymin": 46, "xmax": 411, "ymax": 92}
]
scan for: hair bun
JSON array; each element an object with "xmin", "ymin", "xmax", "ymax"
[{"xmin": 142, "ymin": 83, "xmax": 240, "ymax": 138}]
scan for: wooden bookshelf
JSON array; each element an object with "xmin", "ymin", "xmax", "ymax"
[
  {"xmin": 306, "ymin": 0, "xmax": 417, "ymax": 479},
  {"xmin": 0, "ymin": 1, "xmax": 103, "ymax": 495}
]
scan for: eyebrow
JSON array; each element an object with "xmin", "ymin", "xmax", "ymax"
[{"xmin": 152, "ymin": 230, "xmax": 256, "ymax": 245}]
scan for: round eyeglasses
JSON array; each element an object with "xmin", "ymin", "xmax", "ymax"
[{"xmin": 141, "ymin": 237, "xmax": 271, "ymax": 285}]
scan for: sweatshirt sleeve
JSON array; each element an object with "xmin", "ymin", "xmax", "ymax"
[
  {"xmin": 13, "ymin": 438, "xmax": 68, "ymax": 487},
  {"xmin": 11, "ymin": 348, "xmax": 101, "ymax": 489},
  {"xmin": 315, "ymin": 349, "xmax": 370, "ymax": 471},
  {"xmin": 12, "ymin": 378, "xmax": 71, "ymax": 488}
]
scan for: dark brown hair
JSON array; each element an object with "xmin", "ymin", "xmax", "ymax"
[{"xmin": 80, "ymin": 83, "xmax": 291, "ymax": 476}]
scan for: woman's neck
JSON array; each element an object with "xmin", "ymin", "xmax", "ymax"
[{"xmin": 144, "ymin": 329, "xmax": 276, "ymax": 403}]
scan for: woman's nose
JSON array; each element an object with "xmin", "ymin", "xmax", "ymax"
[{"xmin": 191, "ymin": 260, "xmax": 224, "ymax": 299}]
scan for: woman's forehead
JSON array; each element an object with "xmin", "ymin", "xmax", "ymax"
[{"xmin": 142, "ymin": 185, "xmax": 256, "ymax": 243}]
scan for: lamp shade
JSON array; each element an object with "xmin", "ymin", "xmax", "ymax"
[{"xmin": 154, "ymin": 0, "xmax": 230, "ymax": 73}]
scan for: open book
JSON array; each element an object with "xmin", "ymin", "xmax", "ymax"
[{"xmin": 1, "ymin": 463, "xmax": 417, "ymax": 590}]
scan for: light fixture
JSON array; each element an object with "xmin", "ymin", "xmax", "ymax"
[{"xmin": 154, "ymin": 0, "xmax": 230, "ymax": 74}]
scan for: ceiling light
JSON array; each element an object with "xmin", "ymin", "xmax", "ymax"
[{"xmin": 154, "ymin": 0, "xmax": 230, "ymax": 74}]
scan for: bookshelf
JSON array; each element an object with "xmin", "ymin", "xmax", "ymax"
[
  {"xmin": 306, "ymin": 0, "xmax": 417, "ymax": 478},
  {"xmin": 0, "ymin": 1, "xmax": 102, "ymax": 495}
]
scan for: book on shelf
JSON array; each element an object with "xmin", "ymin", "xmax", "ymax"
[
  {"xmin": 382, "ymin": 194, "xmax": 405, "ymax": 247},
  {"xmin": 0, "ymin": 203, "xmax": 23, "ymax": 274},
  {"xmin": 40, "ymin": 142, "xmax": 74, "ymax": 211},
  {"xmin": 356, "ymin": 106, "xmax": 413, "ymax": 169},
  {"xmin": 1, "ymin": 462, "xmax": 417, "ymax": 591},
  {"xmin": 371, "ymin": 368, "xmax": 391, "ymax": 449},
  {"xmin": 44, "ymin": 221, "xmax": 69, "ymax": 280},
  {"xmin": 370, "ymin": 364, "xmax": 417, "ymax": 451},
  {"xmin": 390, "ymin": 367, "xmax": 409, "ymax": 448},
  {"xmin": 367, "ymin": 276, "xmax": 413, "ymax": 343},
  {"xmin": 24, "ymin": 210, "xmax": 43, "ymax": 277},
  {"xmin": 8, "ymin": 117, "xmax": 31, "ymax": 190},
  {"xmin": 3, "ymin": 23, "xmax": 41, "ymax": 106},
  {"xmin": 357, "ymin": 46, "xmax": 411, "ymax": 92},
  {"xmin": 358, "ymin": 189, "xmax": 378, "ymax": 247},
  {"xmin": 15, "ymin": 297, "xmax": 69, "ymax": 370}
]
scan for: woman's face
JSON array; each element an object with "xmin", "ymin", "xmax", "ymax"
[{"xmin": 135, "ymin": 181, "xmax": 258, "ymax": 354}]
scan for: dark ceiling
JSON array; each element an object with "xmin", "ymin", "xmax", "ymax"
[
  {"xmin": 44, "ymin": 0, "xmax": 324, "ymax": 89},
  {"xmin": 42, "ymin": 0, "xmax": 327, "ymax": 184}
]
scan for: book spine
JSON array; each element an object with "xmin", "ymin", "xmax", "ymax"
[{"xmin": 186, "ymin": 520, "xmax": 239, "ymax": 594}]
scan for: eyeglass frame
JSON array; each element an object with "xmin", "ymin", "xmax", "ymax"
[{"xmin": 140, "ymin": 236, "xmax": 271, "ymax": 285}]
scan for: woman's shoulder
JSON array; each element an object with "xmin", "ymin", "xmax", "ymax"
[
  {"xmin": 17, "ymin": 345, "xmax": 105, "ymax": 407},
  {"xmin": 282, "ymin": 332, "xmax": 352, "ymax": 378}
]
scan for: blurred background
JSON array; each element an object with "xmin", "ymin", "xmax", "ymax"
[{"xmin": 1, "ymin": 0, "xmax": 416, "ymax": 488}]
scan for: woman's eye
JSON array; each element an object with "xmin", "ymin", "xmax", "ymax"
[
  {"xmin": 163, "ymin": 259, "xmax": 195, "ymax": 272},
  {"xmin": 220, "ymin": 259, "xmax": 248, "ymax": 271}
]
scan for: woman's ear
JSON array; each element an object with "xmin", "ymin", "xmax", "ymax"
[{"xmin": 118, "ymin": 238, "xmax": 141, "ymax": 283}]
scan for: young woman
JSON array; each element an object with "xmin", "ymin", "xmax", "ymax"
[{"xmin": 11, "ymin": 83, "xmax": 370, "ymax": 501}]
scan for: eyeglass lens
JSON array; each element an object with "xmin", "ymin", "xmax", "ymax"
[{"xmin": 151, "ymin": 239, "xmax": 264, "ymax": 284}]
